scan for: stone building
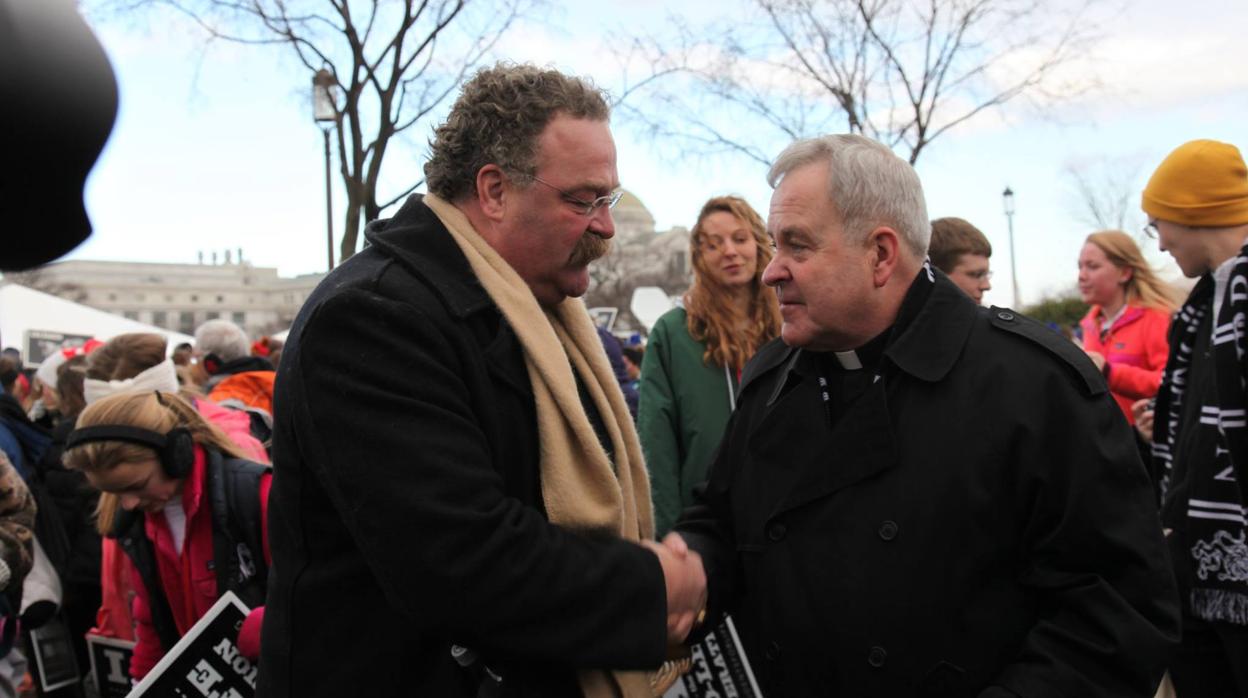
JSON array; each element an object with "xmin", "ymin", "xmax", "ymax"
[
  {"xmin": 585, "ymin": 191, "xmax": 691, "ymax": 332},
  {"xmin": 17, "ymin": 191, "xmax": 686, "ymax": 339},
  {"xmin": 18, "ymin": 253, "xmax": 324, "ymax": 339}
]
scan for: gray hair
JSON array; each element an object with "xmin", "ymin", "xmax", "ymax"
[
  {"xmin": 768, "ymin": 134, "xmax": 930, "ymax": 258},
  {"xmin": 194, "ymin": 319, "xmax": 250, "ymax": 362},
  {"xmin": 424, "ymin": 63, "xmax": 611, "ymax": 202}
]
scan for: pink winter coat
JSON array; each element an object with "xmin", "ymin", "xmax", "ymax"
[
  {"xmin": 1079, "ymin": 304, "xmax": 1172, "ymax": 424},
  {"xmin": 91, "ymin": 397, "xmax": 269, "ymax": 646}
]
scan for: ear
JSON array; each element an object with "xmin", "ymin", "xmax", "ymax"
[
  {"xmin": 1120, "ymin": 266, "xmax": 1134, "ymax": 285},
  {"xmin": 474, "ymin": 164, "xmax": 509, "ymax": 223},
  {"xmin": 866, "ymin": 226, "xmax": 903, "ymax": 288}
]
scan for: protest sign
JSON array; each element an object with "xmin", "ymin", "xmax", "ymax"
[
  {"xmin": 128, "ymin": 591, "xmax": 256, "ymax": 698},
  {"xmin": 29, "ymin": 617, "xmax": 80, "ymax": 692},
  {"xmin": 86, "ymin": 634, "xmax": 134, "ymax": 698},
  {"xmin": 664, "ymin": 615, "xmax": 763, "ymax": 698}
]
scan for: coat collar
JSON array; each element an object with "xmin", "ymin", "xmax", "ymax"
[
  {"xmin": 1082, "ymin": 303, "xmax": 1145, "ymax": 335},
  {"xmin": 773, "ymin": 268, "xmax": 978, "ymax": 394},
  {"xmin": 884, "ymin": 270, "xmax": 979, "ymax": 382},
  {"xmin": 364, "ymin": 194, "xmax": 496, "ymax": 319}
]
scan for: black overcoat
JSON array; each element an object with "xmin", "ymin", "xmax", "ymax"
[
  {"xmin": 677, "ymin": 273, "xmax": 1181, "ymax": 697},
  {"xmin": 256, "ymin": 196, "xmax": 666, "ymax": 697}
]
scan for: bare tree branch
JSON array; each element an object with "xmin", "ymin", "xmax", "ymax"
[
  {"xmin": 616, "ymin": 0, "xmax": 1105, "ymax": 167},
  {"xmin": 90, "ymin": 0, "xmax": 536, "ymax": 263}
]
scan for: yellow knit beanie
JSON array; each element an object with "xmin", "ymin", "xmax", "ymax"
[{"xmin": 1142, "ymin": 139, "xmax": 1248, "ymax": 226}]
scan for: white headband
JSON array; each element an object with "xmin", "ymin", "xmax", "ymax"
[
  {"xmin": 35, "ymin": 351, "xmax": 69, "ymax": 391},
  {"xmin": 83, "ymin": 358, "xmax": 180, "ymax": 406}
]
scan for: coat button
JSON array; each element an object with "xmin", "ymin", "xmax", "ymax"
[
  {"xmin": 996, "ymin": 311, "xmax": 1015, "ymax": 322},
  {"xmin": 878, "ymin": 520, "xmax": 899, "ymax": 541},
  {"xmin": 868, "ymin": 646, "xmax": 887, "ymax": 668},
  {"xmin": 764, "ymin": 641, "xmax": 782, "ymax": 661},
  {"xmin": 767, "ymin": 522, "xmax": 787, "ymax": 542}
]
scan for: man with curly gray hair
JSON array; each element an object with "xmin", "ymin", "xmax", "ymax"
[{"xmin": 259, "ymin": 63, "xmax": 704, "ymax": 698}]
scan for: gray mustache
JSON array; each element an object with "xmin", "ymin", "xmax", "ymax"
[{"xmin": 569, "ymin": 232, "xmax": 611, "ymax": 266}]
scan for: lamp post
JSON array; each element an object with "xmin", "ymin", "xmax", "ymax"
[
  {"xmin": 1002, "ymin": 186, "xmax": 1020, "ymax": 308},
  {"xmin": 312, "ymin": 68, "xmax": 338, "ymax": 271}
]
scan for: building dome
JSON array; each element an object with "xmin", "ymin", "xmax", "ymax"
[{"xmin": 612, "ymin": 189, "xmax": 656, "ymax": 240}]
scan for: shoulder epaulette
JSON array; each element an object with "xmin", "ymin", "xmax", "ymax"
[{"xmin": 988, "ymin": 307, "xmax": 1106, "ymax": 397}]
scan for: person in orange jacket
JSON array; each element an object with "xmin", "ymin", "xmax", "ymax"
[{"xmin": 1077, "ymin": 229, "xmax": 1179, "ymax": 424}]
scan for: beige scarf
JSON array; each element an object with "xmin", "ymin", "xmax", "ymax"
[{"xmin": 425, "ymin": 194, "xmax": 656, "ymax": 698}]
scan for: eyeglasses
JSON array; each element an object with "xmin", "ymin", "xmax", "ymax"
[
  {"xmin": 525, "ymin": 174, "xmax": 623, "ymax": 216},
  {"xmin": 1143, "ymin": 219, "xmax": 1159, "ymax": 240},
  {"xmin": 966, "ymin": 269, "xmax": 993, "ymax": 281}
]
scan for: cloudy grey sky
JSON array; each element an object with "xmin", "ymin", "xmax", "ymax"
[{"xmin": 69, "ymin": 0, "xmax": 1248, "ymax": 309}]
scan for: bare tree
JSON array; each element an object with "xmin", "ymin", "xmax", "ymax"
[
  {"xmin": 1064, "ymin": 154, "xmax": 1145, "ymax": 233},
  {"xmin": 616, "ymin": 0, "xmax": 1104, "ymax": 165},
  {"xmin": 1, "ymin": 268, "xmax": 88, "ymax": 303},
  {"xmin": 95, "ymin": 0, "xmax": 532, "ymax": 262}
]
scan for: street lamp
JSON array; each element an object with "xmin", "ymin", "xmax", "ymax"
[
  {"xmin": 1002, "ymin": 186, "xmax": 1020, "ymax": 308},
  {"xmin": 312, "ymin": 68, "xmax": 337, "ymax": 271}
]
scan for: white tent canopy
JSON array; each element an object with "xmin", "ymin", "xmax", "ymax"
[{"xmin": 0, "ymin": 283, "xmax": 194, "ymax": 367}]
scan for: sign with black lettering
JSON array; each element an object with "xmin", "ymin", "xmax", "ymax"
[
  {"xmin": 128, "ymin": 591, "xmax": 257, "ymax": 698},
  {"xmin": 86, "ymin": 634, "xmax": 134, "ymax": 698},
  {"xmin": 664, "ymin": 615, "xmax": 763, "ymax": 698}
]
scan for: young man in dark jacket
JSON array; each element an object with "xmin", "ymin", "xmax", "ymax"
[
  {"xmin": 671, "ymin": 134, "xmax": 1180, "ymax": 697},
  {"xmin": 1139, "ymin": 139, "xmax": 1248, "ymax": 696},
  {"xmin": 258, "ymin": 64, "xmax": 703, "ymax": 697}
]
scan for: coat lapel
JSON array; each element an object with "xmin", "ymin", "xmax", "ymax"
[{"xmin": 747, "ymin": 368, "xmax": 899, "ymax": 518}]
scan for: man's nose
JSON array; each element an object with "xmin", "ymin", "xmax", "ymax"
[
  {"xmin": 589, "ymin": 205, "xmax": 615, "ymax": 239},
  {"xmin": 762, "ymin": 257, "xmax": 786, "ymax": 286}
]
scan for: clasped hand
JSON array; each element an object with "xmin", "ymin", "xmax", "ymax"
[{"xmin": 642, "ymin": 532, "xmax": 707, "ymax": 645}]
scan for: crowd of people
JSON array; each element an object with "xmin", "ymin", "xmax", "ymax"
[
  {"xmin": 0, "ymin": 323, "xmax": 278, "ymax": 695},
  {"xmin": 0, "ymin": 62, "xmax": 1245, "ymax": 698}
]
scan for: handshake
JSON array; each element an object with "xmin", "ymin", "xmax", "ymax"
[{"xmin": 642, "ymin": 533, "xmax": 708, "ymax": 645}]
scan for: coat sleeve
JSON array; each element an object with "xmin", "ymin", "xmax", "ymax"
[
  {"xmin": 127, "ymin": 557, "xmax": 162, "ymax": 680},
  {"xmin": 637, "ymin": 317, "xmax": 684, "ymax": 538},
  {"xmin": 1106, "ymin": 312, "xmax": 1171, "ymax": 401},
  {"xmin": 236, "ymin": 471, "xmax": 272, "ymax": 661},
  {"xmin": 0, "ymin": 450, "xmax": 34, "ymax": 595},
  {"xmin": 990, "ymin": 373, "xmax": 1180, "ymax": 696},
  {"xmin": 291, "ymin": 288, "xmax": 667, "ymax": 669},
  {"xmin": 671, "ymin": 408, "xmax": 746, "ymax": 638}
]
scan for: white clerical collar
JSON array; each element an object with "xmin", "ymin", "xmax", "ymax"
[{"xmin": 834, "ymin": 350, "xmax": 863, "ymax": 370}]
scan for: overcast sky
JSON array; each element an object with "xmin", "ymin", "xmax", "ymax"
[{"xmin": 63, "ymin": 0, "xmax": 1248, "ymax": 310}]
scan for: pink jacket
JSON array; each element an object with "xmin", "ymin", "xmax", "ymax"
[
  {"xmin": 92, "ymin": 397, "xmax": 269, "ymax": 654},
  {"xmin": 128, "ymin": 445, "xmax": 271, "ymax": 679},
  {"xmin": 1079, "ymin": 304, "xmax": 1172, "ymax": 424}
]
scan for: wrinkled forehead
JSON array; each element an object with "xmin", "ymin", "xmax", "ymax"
[{"xmin": 534, "ymin": 117, "xmax": 619, "ymax": 187}]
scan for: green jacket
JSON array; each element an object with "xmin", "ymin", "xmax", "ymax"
[{"xmin": 638, "ymin": 308, "xmax": 737, "ymax": 537}]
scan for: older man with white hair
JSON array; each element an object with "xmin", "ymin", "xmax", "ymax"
[
  {"xmin": 671, "ymin": 134, "xmax": 1181, "ymax": 697},
  {"xmin": 193, "ymin": 319, "xmax": 276, "ymax": 415}
]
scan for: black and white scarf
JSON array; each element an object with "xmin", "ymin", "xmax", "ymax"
[{"xmin": 1153, "ymin": 243, "xmax": 1248, "ymax": 625}]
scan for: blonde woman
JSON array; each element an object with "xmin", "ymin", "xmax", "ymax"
[
  {"xmin": 1076, "ymin": 230, "xmax": 1179, "ymax": 423},
  {"xmin": 63, "ymin": 391, "xmax": 270, "ymax": 681},
  {"xmin": 638, "ymin": 196, "xmax": 781, "ymax": 536}
]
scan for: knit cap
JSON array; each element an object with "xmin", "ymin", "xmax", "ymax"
[{"xmin": 1142, "ymin": 139, "xmax": 1248, "ymax": 226}]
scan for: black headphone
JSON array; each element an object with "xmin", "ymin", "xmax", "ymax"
[{"xmin": 66, "ymin": 424, "xmax": 196, "ymax": 479}]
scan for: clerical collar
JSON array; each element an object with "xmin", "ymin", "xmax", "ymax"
[
  {"xmin": 833, "ymin": 351, "xmax": 863, "ymax": 370},
  {"xmin": 821, "ymin": 263, "xmax": 936, "ymax": 375}
]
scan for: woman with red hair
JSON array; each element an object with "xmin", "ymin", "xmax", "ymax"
[{"xmin": 638, "ymin": 196, "xmax": 780, "ymax": 536}]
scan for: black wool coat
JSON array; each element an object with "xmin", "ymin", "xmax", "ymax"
[
  {"xmin": 677, "ymin": 273, "xmax": 1181, "ymax": 698},
  {"xmin": 256, "ymin": 196, "xmax": 666, "ymax": 697}
]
